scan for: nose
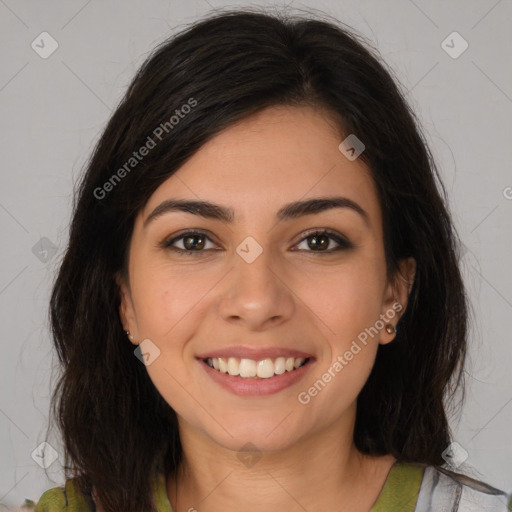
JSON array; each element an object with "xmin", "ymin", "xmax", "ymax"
[{"xmin": 217, "ymin": 246, "xmax": 296, "ymax": 331}]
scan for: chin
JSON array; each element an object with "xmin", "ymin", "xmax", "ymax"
[{"xmin": 211, "ymin": 420, "xmax": 301, "ymax": 454}]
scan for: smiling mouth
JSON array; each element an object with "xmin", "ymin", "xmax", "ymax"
[{"xmin": 203, "ymin": 356, "xmax": 311, "ymax": 379}]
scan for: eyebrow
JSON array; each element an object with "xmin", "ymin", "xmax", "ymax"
[{"xmin": 143, "ymin": 196, "xmax": 370, "ymax": 228}]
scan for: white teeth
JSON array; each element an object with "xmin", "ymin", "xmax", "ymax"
[
  {"xmin": 294, "ymin": 357, "xmax": 306, "ymax": 369},
  {"xmin": 274, "ymin": 357, "xmax": 286, "ymax": 375},
  {"xmin": 257, "ymin": 358, "xmax": 275, "ymax": 379},
  {"xmin": 205, "ymin": 356, "xmax": 309, "ymax": 378},
  {"xmin": 227, "ymin": 357, "xmax": 240, "ymax": 376},
  {"xmin": 239, "ymin": 358, "xmax": 257, "ymax": 377},
  {"xmin": 218, "ymin": 357, "xmax": 228, "ymax": 373}
]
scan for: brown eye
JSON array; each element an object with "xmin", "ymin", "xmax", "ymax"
[
  {"xmin": 306, "ymin": 233, "xmax": 330, "ymax": 251},
  {"xmin": 294, "ymin": 230, "xmax": 353, "ymax": 253},
  {"xmin": 161, "ymin": 230, "xmax": 218, "ymax": 255},
  {"xmin": 181, "ymin": 233, "xmax": 206, "ymax": 250}
]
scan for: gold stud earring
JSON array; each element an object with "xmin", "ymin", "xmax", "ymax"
[{"xmin": 385, "ymin": 324, "xmax": 395, "ymax": 335}]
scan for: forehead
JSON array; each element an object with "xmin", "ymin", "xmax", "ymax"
[{"xmin": 140, "ymin": 105, "xmax": 380, "ymax": 226}]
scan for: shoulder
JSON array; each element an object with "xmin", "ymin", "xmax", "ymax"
[
  {"xmin": 34, "ymin": 486, "xmax": 66, "ymax": 511},
  {"xmin": 415, "ymin": 464, "xmax": 511, "ymax": 511},
  {"xmin": 35, "ymin": 479, "xmax": 94, "ymax": 512},
  {"xmin": 34, "ymin": 473, "xmax": 168, "ymax": 512}
]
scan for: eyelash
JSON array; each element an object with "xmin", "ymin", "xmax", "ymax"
[{"xmin": 159, "ymin": 229, "xmax": 354, "ymax": 256}]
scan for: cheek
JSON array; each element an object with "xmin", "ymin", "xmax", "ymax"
[
  {"xmin": 295, "ymin": 267, "xmax": 384, "ymax": 412},
  {"xmin": 132, "ymin": 269, "xmax": 204, "ymax": 412},
  {"xmin": 296, "ymin": 257, "xmax": 385, "ymax": 340},
  {"xmin": 130, "ymin": 259, "xmax": 213, "ymax": 339}
]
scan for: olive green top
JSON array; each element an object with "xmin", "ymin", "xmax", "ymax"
[
  {"xmin": 33, "ymin": 461, "xmax": 511, "ymax": 511},
  {"xmin": 34, "ymin": 471, "xmax": 173, "ymax": 511}
]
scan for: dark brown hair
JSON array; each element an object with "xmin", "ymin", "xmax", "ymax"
[{"xmin": 48, "ymin": 8, "xmax": 468, "ymax": 511}]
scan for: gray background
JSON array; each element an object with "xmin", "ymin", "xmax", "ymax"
[{"xmin": 1, "ymin": 0, "xmax": 511, "ymax": 507}]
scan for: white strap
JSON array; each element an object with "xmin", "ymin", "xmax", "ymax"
[{"xmin": 414, "ymin": 466, "xmax": 510, "ymax": 512}]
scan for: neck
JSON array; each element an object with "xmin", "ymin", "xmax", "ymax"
[{"xmin": 167, "ymin": 415, "xmax": 396, "ymax": 512}]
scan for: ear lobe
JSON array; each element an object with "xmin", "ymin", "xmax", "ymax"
[{"xmin": 379, "ymin": 257, "xmax": 416, "ymax": 344}]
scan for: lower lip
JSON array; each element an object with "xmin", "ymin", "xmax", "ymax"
[{"xmin": 198, "ymin": 358, "xmax": 314, "ymax": 396}]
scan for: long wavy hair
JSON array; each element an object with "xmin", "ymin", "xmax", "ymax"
[{"xmin": 48, "ymin": 8, "xmax": 468, "ymax": 511}]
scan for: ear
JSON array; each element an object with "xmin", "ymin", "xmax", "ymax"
[
  {"xmin": 379, "ymin": 257, "xmax": 416, "ymax": 345},
  {"xmin": 115, "ymin": 271, "xmax": 139, "ymax": 345}
]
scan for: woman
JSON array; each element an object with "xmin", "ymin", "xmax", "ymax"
[{"xmin": 34, "ymin": 8, "xmax": 511, "ymax": 512}]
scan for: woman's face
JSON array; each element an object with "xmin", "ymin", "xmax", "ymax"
[{"xmin": 118, "ymin": 105, "xmax": 414, "ymax": 453}]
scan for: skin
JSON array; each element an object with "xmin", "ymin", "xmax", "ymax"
[{"xmin": 118, "ymin": 105, "xmax": 416, "ymax": 512}]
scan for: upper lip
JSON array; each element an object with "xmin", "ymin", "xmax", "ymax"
[{"xmin": 196, "ymin": 346, "xmax": 314, "ymax": 360}]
